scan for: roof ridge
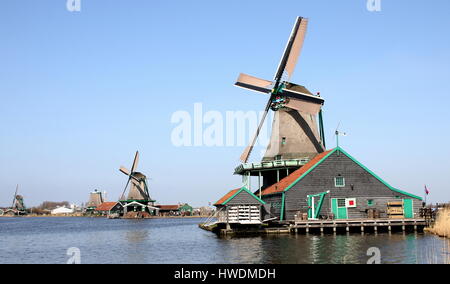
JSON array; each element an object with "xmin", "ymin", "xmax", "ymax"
[{"xmin": 260, "ymin": 149, "xmax": 336, "ymax": 196}]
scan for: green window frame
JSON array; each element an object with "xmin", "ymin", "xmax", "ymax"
[
  {"xmin": 334, "ymin": 176, "xmax": 345, "ymax": 187},
  {"xmin": 367, "ymin": 199, "xmax": 374, "ymax": 206}
]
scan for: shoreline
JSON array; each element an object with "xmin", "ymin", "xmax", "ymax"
[{"xmin": 0, "ymin": 215, "xmax": 209, "ymax": 219}]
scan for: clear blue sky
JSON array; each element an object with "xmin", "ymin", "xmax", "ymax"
[{"xmin": 1, "ymin": 0, "xmax": 449, "ymax": 207}]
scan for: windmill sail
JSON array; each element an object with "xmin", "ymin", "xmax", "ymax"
[
  {"xmin": 235, "ymin": 16, "xmax": 325, "ymax": 163},
  {"xmin": 274, "ymin": 17, "xmax": 308, "ymax": 82},
  {"xmin": 240, "ymin": 99, "xmax": 272, "ymax": 163},
  {"xmin": 235, "ymin": 73, "xmax": 272, "ymax": 94}
]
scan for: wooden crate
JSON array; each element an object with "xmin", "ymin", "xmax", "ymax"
[{"xmin": 387, "ymin": 201, "xmax": 404, "ymax": 219}]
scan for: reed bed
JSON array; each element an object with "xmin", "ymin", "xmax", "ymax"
[{"xmin": 428, "ymin": 208, "xmax": 450, "ymax": 238}]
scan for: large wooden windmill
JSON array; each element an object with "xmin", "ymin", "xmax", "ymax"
[
  {"xmin": 236, "ymin": 16, "xmax": 326, "ymax": 163},
  {"xmin": 234, "ymin": 17, "xmax": 327, "ymax": 191},
  {"xmin": 119, "ymin": 151, "xmax": 157, "ymax": 218}
]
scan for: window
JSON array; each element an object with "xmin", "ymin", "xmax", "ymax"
[
  {"xmin": 367, "ymin": 199, "xmax": 374, "ymax": 206},
  {"xmin": 335, "ymin": 176, "xmax": 345, "ymax": 187},
  {"xmin": 275, "ymin": 155, "xmax": 282, "ymax": 161},
  {"xmin": 271, "ymin": 202, "xmax": 281, "ymax": 209},
  {"xmin": 337, "ymin": 199, "xmax": 346, "ymax": 207},
  {"xmin": 282, "ymin": 137, "xmax": 287, "ymax": 145}
]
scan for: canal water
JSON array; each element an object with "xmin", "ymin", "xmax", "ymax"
[{"xmin": 0, "ymin": 217, "xmax": 449, "ymax": 264}]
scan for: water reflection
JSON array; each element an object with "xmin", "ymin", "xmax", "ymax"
[{"xmin": 0, "ymin": 217, "xmax": 449, "ymax": 264}]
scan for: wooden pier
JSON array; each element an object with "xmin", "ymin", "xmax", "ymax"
[
  {"xmin": 200, "ymin": 218, "xmax": 428, "ymax": 236},
  {"xmin": 290, "ymin": 218, "xmax": 427, "ymax": 234}
]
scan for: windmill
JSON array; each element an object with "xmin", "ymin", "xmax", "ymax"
[
  {"xmin": 5, "ymin": 185, "xmax": 27, "ymax": 216},
  {"xmin": 86, "ymin": 189, "xmax": 104, "ymax": 211},
  {"xmin": 235, "ymin": 16, "xmax": 326, "ymax": 163},
  {"xmin": 119, "ymin": 151, "xmax": 157, "ymax": 217}
]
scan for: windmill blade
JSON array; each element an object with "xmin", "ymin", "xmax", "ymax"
[
  {"xmin": 235, "ymin": 73, "xmax": 273, "ymax": 94},
  {"xmin": 120, "ymin": 178, "xmax": 131, "ymax": 201},
  {"xmin": 11, "ymin": 185, "xmax": 18, "ymax": 208},
  {"xmin": 119, "ymin": 166, "xmax": 131, "ymax": 176},
  {"xmin": 131, "ymin": 151, "xmax": 139, "ymax": 173},
  {"xmin": 240, "ymin": 100, "xmax": 272, "ymax": 163},
  {"xmin": 274, "ymin": 17, "xmax": 308, "ymax": 82},
  {"xmin": 285, "ymin": 97, "xmax": 322, "ymax": 115},
  {"xmin": 284, "ymin": 17, "xmax": 308, "ymax": 80}
]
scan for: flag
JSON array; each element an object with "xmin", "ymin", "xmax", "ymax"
[{"xmin": 425, "ymin": 185, "xmax": 430, "ymax": 195}]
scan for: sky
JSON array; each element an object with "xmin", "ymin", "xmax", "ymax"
[{"xmin": 0, "ymin": 0, "xmax": 449, "ymax": 207}]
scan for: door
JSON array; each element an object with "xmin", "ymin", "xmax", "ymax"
[
  {"xmin": 332, "ymin": 198, "xmax": 348, "ymax": 220},
  {"xmin": 403, "ymin": 199, "xmax": 414, "ymax": 219}
]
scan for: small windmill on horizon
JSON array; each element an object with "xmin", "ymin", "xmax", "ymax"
[{"xmin": 1, "ymin": 185, "xmax": 27, "ymax": 216}]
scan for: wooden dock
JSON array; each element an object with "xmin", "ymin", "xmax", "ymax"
[
  {"xmin": 290, "ymin": 218, "xmax": 427, "ymax": 234},
  {"xmin": 199, "ymin": 218, "xmax": 428, "ymax": 236}
]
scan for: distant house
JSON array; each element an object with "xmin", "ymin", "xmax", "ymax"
[
  {"xmin": 51, "ymin": 206, "xmax": 74, "ymax": 215},
  {"xmin": 156, "ymin": 203, "xmax": 194, "ymax": 216},
  {"xmin": 258, "ymin": 147, "xmax": 423, "ymax": 221},
  {"xmin": 95, "ymin": 202, "xmax": 123, "ymax": 216},
  {"xmin": 214, "ymin": 187, "xmax": 266, "ymax": 225}
]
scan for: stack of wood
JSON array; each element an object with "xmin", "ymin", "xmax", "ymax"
[
  {"xmin": 367, "ymin": 209, "xmax": 380, "ymax": 219},
  {"xmin": 387, "ymin": 202, "xmax": 404, "ymax": 219}
]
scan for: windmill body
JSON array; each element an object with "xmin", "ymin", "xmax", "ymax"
[
  {"xmin": 86, "ymin": 189, "xmax": 104, "ymax": 211},
  {"xmin": 234, "ymin": 17, "xmax": 327, "ymax": 191}
]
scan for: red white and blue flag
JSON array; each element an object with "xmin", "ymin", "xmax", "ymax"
[{"xmin": 425, "ymin": 185, "xmax": 430, "ymax": 195}]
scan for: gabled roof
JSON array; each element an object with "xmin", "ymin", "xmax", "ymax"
[
  {"xmin": 157, "ymin": 205, "xmax": 180, "ymax": 211},
  {"xmin": 260, "ymin": 149, "xmax": 334, "ymax": 196},
  {"xmin": 214, "ymin": 187, "xmax": 266, "ymax": 206},
  {"xmin": 95, "ymin": 202, "xmax": 119, "ymax": 211},
  {"xmin": 260, "ymin": 147, "xmax": 422, "ymax": 200}
]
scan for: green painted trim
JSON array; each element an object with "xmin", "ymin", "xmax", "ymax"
[
  {"xmin": 284, "ymin": 148, "xmax": 338, "ymax": 193},
  {"xmin": 222, "ymin": 187, "xmax": 266, "ymax": 206},
  {"xmin": 120, "ymin": 199, "xmax": 156, "ymax": 203},
  {"xmin": 282, "ymin": 147, "xmax": 422, "ymax": 201},
  {"xmin": 337, "ymin": 148, "xmax": 423, "ymax": 201},
  {"xmin": 307, "ymin": 191, "xmax": 329, "ymax": 219},
  {"xmin": 319, "ymin": 110, "xmax": 326, "ymax": 149},
  {"xmin": 280, "ymin": 193, "xmax": 286, "ymax": 221},
  {"xmin": 403, "ymin": 199, "xmax": 414, "ymax": 218}
]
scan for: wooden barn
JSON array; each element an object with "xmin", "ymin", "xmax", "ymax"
[
  {"xmin": 214, "ymin": 187, "xmax": 266, "ymax": 225},
  {"xmin": 95, "ymin": 202, "xmax": 123, "ymax": 217},
  {"xmin": 259, "ymin": 147, "xmax": 423, "ymax": 222}
]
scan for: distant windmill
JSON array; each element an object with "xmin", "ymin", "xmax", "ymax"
[
  {"xmin": 5, "ymin": 185, "xmax": 26, "ymax": 216},
  {"xmin": 86, "ymin": 189, "xmax": 104, "ymax": 210},
  {"xmin": 235, "ymin": 16, "xmax": 326, "ymax": 163},
  {"xmin": 119, "ymin": 151, "xmax": 156, "ymax": 217}
]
